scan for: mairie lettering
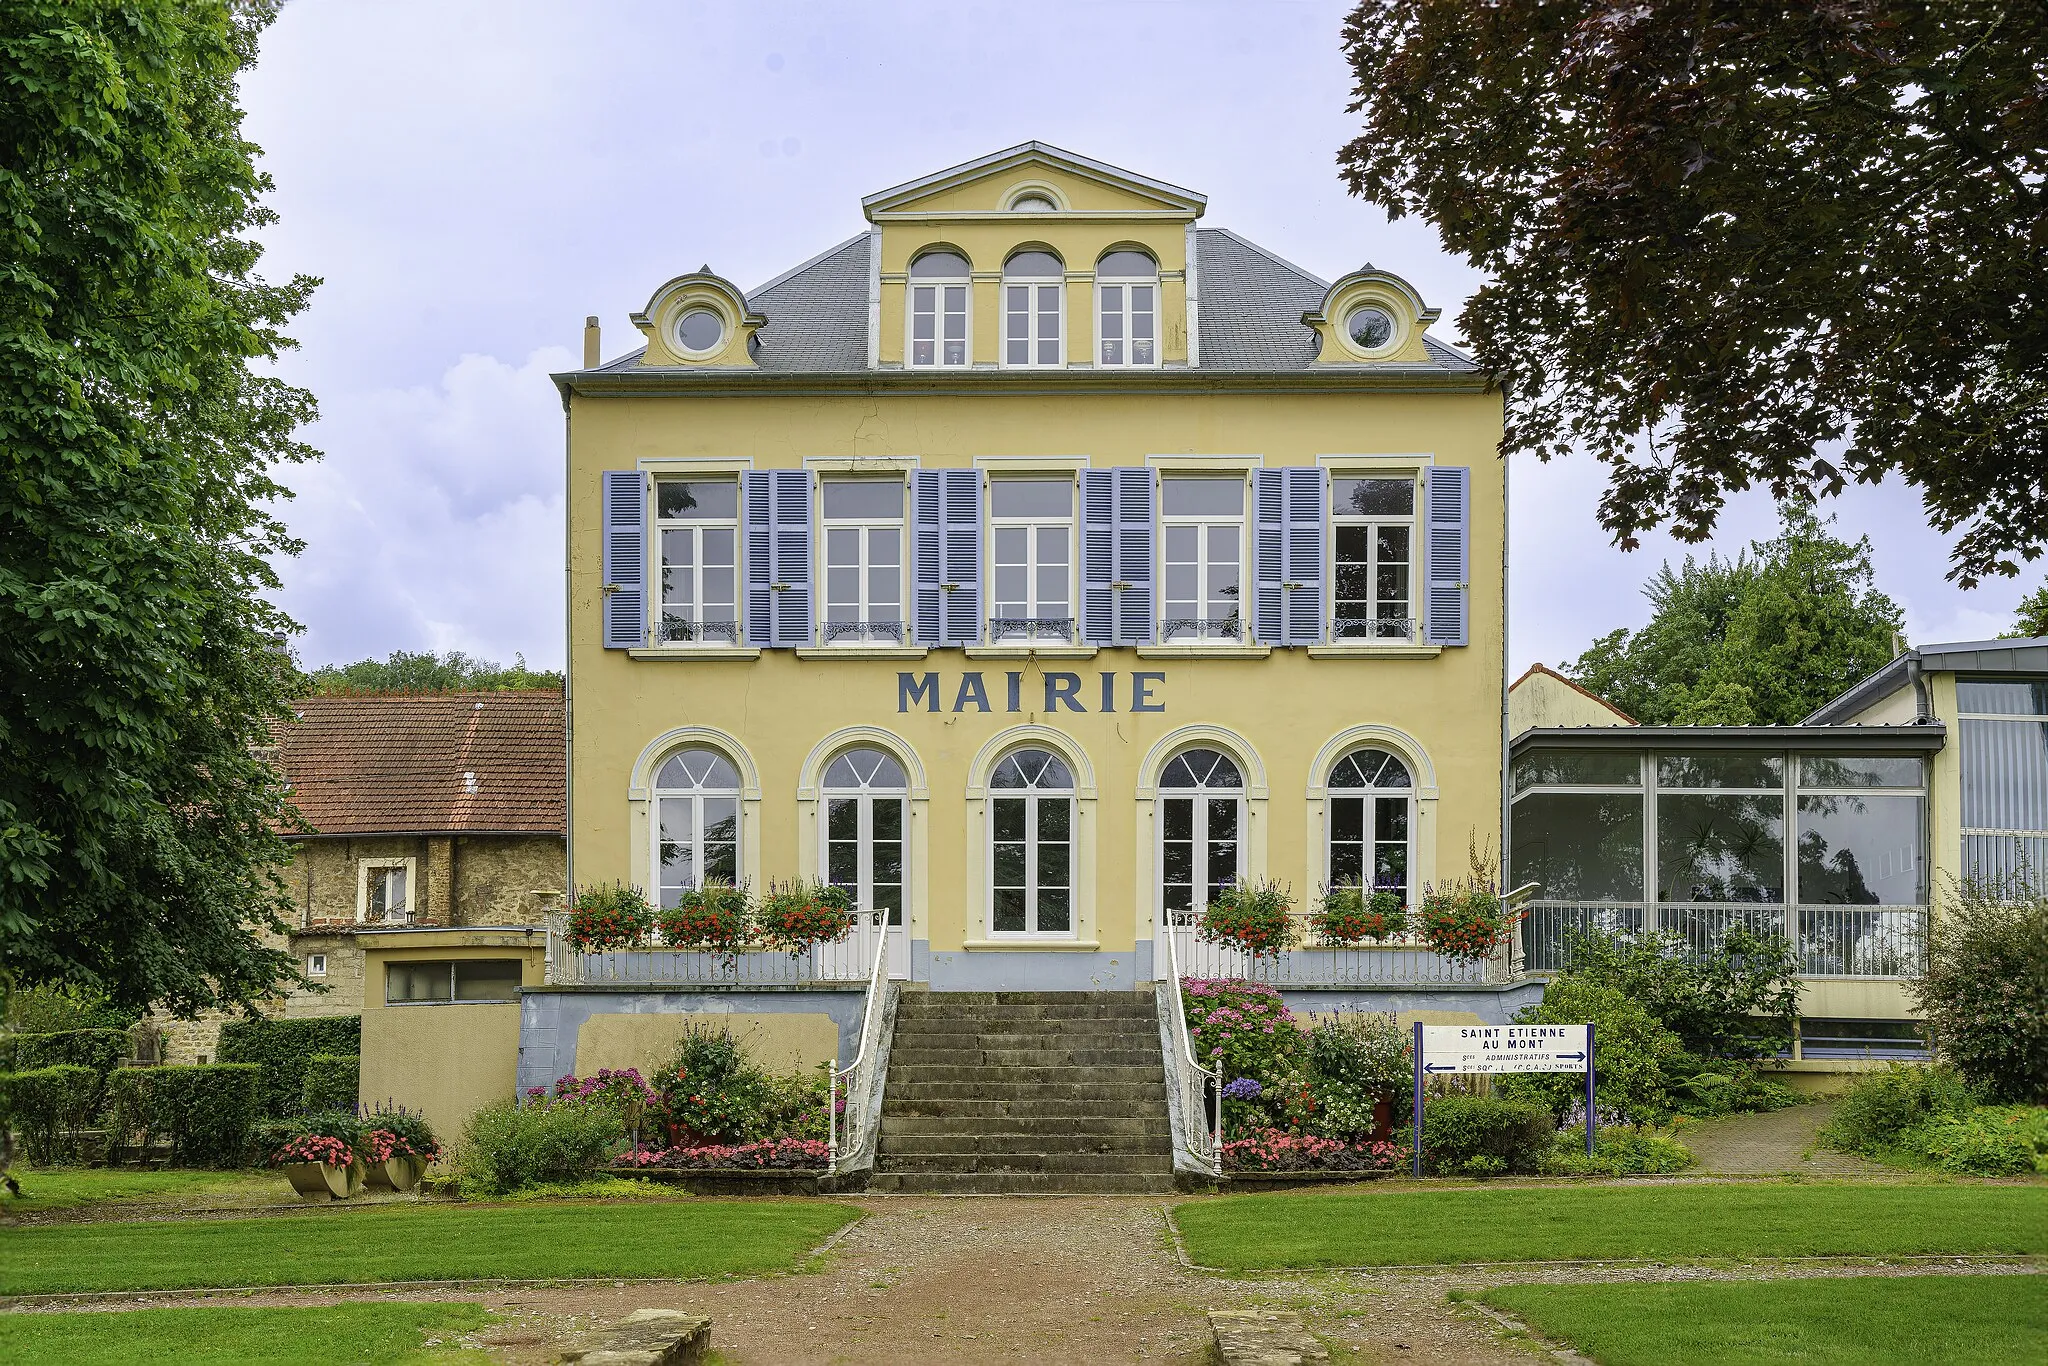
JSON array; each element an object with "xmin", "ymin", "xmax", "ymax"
[{"xmin": 899, "ymin": 671, "xmax": 1165, "ymax": 714}]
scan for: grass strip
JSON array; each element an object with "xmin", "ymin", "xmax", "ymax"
[
  {"xmin": 1174, "ymin": 1182, "xmax": 2048, "ymax": 1269},
  {"xmin": 0, "ymin": 1302, "xmax": 496, "ymax": 1365},
  {"xmin": 1480, "ymin": 1274, "xmax": 2048, "ymax": 1366},
  {"xmin": 0, "ymin": 1168, "xmax": 280, "ymax": 1213},
  {"xmin": 0, "ymin": 1200, "xmax": 859, "ymax": 1295}
]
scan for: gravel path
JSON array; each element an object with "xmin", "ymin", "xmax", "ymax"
[{"xmin": 1681, "ymin": 1102, "xmax": 1889, "ymax": 1176}]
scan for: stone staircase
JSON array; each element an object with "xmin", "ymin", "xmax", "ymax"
[{"xmin": 868, "ymin": 990, "xmax": 1177, "ymax": 1194}]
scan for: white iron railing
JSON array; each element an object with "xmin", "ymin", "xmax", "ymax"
[
  {"xmin": 1161, "ymin": 910, "xmax": 1221, "ymax": 1174},
  {"xmin": 542, "ymin": 911, "xmax": 883, "ymax": 987},
  {"xmin": 1519, "ymin": 900, "xmax": 1928, "ymax": 978},
  {"xmin": 1163, "ymin": 914, "xmax": 1517, "ymax": 987},
  {"xmin": 829, "ymin": 910, "xmax": 892, "ymax": 1174}
]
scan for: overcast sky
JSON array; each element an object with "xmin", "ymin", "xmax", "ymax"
[{"xmin": 242, "ymin": 0, "xmax": 2033, "ymax": 676}]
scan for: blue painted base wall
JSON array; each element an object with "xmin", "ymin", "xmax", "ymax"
[
  {"xmin": 1276, "ymin": 982, "xmax": 1546, "ymax": 1024},
  {"xmin": 913, "ymin": 939, "xmax": 1155, "ymax": 991},
  {"xmin": 518, "ymin": 988, "xmax": 867, "ymax": 1094}
]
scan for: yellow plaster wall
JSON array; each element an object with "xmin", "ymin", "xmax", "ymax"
[
  {"xmin": 574, "ymin": 1011, "xmax": 840, "ymax": 1078},
  {"xmin": 1509, "ymin": 672, "xmax": 1634, "ymax": 733},
  {"xmin": 882, "ymin": 165, "xmax": 1184, "ymax": 216},
  {"xmin": 566, "ymin": 386, "xmax": 1506, "ymax": 958}
]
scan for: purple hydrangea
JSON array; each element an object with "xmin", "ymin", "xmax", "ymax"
[{"xmin": 1221, "ymin": 1077, "xmax": 1263, "ymax": 1101}]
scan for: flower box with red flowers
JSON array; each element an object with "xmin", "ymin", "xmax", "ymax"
[
  {"xmin": 755, "ymin": 880, "xmax": 857, "ymax": 957},
  {"xmin": 565, "ymin": 882, "xmax": 654, "ymax": 951}
]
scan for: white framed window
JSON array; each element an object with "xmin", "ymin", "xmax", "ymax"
[
  {"xmin": 1002, "ymin": 249, "xmax": 1064, "ymax": 368},
  {"xmin": 655, "ymin": 477, "xmax": 741, "ymax": 645},
  {"xmin": 386, "ymin": 959, "xmax": 524, "ymax": 1005},
  {"xmin": 822, "ymin": 747, "xmax": 908, "ymax": 926},
  {"xmin": 306, "ymin": 953, "xmax": 328, "ymax": 978},
  {"xmin": 1158, "ymin": 748, "xmax": 1244, "ymax": 922},
  {"xmin": 908, "ymin": 250, "xmax": 971, "ymax": 368},
  {"xmin": 1096, "ymin": 250, "xmax": 1159, "ymax": 367},
  {"xmin": 989, "ymin": 748, "xmax": 1075, "ymax": 937},
  {"xmin": 1327, "ymin": 748, "xmax": 1414, "ymax": 902},
  {"xmin": 653, "ymin": 747, "xmax": 743, "ymax": 907},
  {"xmin": 988, "ymin": 478, "xmax": 1075, "ymax": 642},
  {"xmin": 1160, "ymin": 476, "xmax": 1245, "ymax": 641},
  {"xmin": 356, "ymin": 857, "xmax": 416, "ymax": 925},
  {"xmin": 1330, "ymin": 475, "xmax": 1417, "ymax": 642},
  {"xmin": 820, "ymin": 479, "xmax": 906, "ymax": 644}
]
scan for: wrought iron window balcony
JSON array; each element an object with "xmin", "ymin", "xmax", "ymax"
[
  {"xmin": 822, "ymin": 618, "xmax": 907, "ymax": 644},
  {"xmin": 1161, "ymin": 616, "xmax": 1242, "ymax": 641},
  {"xmin": 658, "ymin": 616, "xmax": 741, "ymax": 645},
  {"xmin": 1333, "ymin": 616, "xmax": 1419, "ymax": 642},
  {"xmin": 987, "ymin": 616, "xmax": 1075, "ymax": 642}
]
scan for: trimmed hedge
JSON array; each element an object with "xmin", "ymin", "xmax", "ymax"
[
  {"xmin": 108, "ymin": 1064, "xmax": 262, "ymax": 1167},
  {"xmin": 301, "ymin": 1053, "xmax": 360, "ymax": 1113},
  {"xmin": 1409, "ymin": 1094, "xmax": 1556, "ymax": 1177},
  {"xmin": 0, "ymin": 1065, "xmax": 101, "ymax": 1165},
  {"xmin": 218, "ymin": 1016, "xmax": 360, "ymax": 1117},
  {"xmin": 0, "ymin": 1027, "xmax": 130, "ymax": 1120}
]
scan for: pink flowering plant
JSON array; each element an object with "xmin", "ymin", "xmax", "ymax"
[
  {"xmin": 615, "ymin": 1137, "xmax": 830, "ymax": 1170},
  {"xmin": 271, "ymin": 1133, "xmax": 355, "ymax": 1168},
  {"xmin": 362, "ymin": 1103, "xmax": 441, "ymax": 1164},
  {"xmin": 1223, "ymin": 1128, "xmax": 1408, "ymax": 1173}
]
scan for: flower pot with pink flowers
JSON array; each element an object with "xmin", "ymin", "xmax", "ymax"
[
  {"xmin": 273, "ymin": 1132, "xmax": 363, "ymax": 1201},
  {"xmin": 360, "ymin": 1106, "xmax": 441, "ymax": 1191}
]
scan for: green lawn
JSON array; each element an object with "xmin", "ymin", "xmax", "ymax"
[
  {"xmin": 0, "ymin": 1201, "xmax": 860, "ymax": 1295},
  {"xmin": 0, "ymin": 1303, "xmax": 495, "ymax": 1365},
  {"xmin": 1480, "ymin": 1275, "xmax": 2048, "ymax": 1366},
  {"xmin": 0, "ymin": 1168, "xmax": 281, "ymax": 1214},
  {"xmin": 1175, "ymin": 1182, "xmax": 2048, "ymax": 1269}
]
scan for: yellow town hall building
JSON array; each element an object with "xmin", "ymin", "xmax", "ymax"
[{"xmin": 553, "ymin": 142, "xmax": 1507, "ymax": 998}]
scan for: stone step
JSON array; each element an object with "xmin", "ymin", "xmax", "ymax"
[
  {"xmin": 886, "ymin": 1080, "xmax": 1167, "ymax": 1104},
  {"xmin": 880, "ymin": 1114, "xmax": 1168, "ymax": 1139},
  {"xmin": 877, "ymin": 1150, "xmax": 1172, "ymax": 1174},
  {"xmin": 897, "ymin": 991, "xmax": 1157, "ymax": 1007},
  {"xmin": 878, "ymin": 1132, "xmax": 1171, "ymax": 1158},
  {"xmin": 865, "ymin": 1170, "xmax": 1179, "ymax": 1195},
  {"xmin": 893, "ymin": 1017, "xmax": 1158, "ymax": 1037},
  {"xmin": 888, "ymin": 1046, "xmax": 1161, "ymax": 1068},
  {"xmin": 895, "ymin": 1001, "xmax": 1157, "ymax": 1022},
  {"xmin": 884, "ymin": 1063, "xmax": 1163, "ymax": 1087},
  {"xmin": 884, "ymin": 1095, "xmax": 1170, "ymax": 1120}
]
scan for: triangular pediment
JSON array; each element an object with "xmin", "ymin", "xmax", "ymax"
[{"xmin": 862, "ymin": 141, "xmax": 1206, "ymax": 218}]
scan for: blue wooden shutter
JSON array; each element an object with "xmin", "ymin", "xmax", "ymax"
[
  {"xmin": 601, "ymin": 470, "xmax": 645, "ymax": 649},
  {"xmin": 743, "ymin": 471, "xmax": 773, "ymax": 647},
  {"xmin": 1283, "ymin": 466, "xmax": 1326, "ymax": 645},
  {"xmin": 940, "ymin": 467, "xmax": 983, "ymax": 645},
  {"xmin": 1424, "ymin": 465, "xmax": 1469, "ymax": 647},
  {"xmin": 1082, "ymin": 469, "xmax": 1115, "ymax": 644},
  {"xmin": 912, "ymin": 470, "xmax": 944, "ymax": 646},
  {"xmin": 769, "ymin": 468, "xmax": 813, "ymax": 647},
  {"xmin": 1112, "ymin": 466, "xmax": 1155, "ymax": 645},
  {"xmin": 1253, "ymin": 469, "xmax": 1284, "ymax": 646}
]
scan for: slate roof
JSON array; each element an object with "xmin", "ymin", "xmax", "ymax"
[
  {"xmin": 583, "ymin": 228, "xmax": 1480, "ymax": 378},
  {"xmin": 273, "ymin": 692, "xmax": 565, "ymax": 837},
  {"xmin": 1805, "ymin": 636, "xmax": 2048, "ymax": 724}
]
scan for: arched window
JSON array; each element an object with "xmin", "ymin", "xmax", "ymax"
[
  {"xmin": 1010, "ymin": 194, "xmax": 1057, "ymax": 212},
  {"xmin": 1002, "ymin": 249, "xmax": 1065, "ymax": 368},
  {"xmin": 821, "ymin": 747, "xmax": 908, "ymax": 926},
  {"xmin": 1096, "ymin": 250, "xmax": 1158, "ymax": 368},
  {"xmin": 653, "ymin": 747, "xmax": 742, "ymax": 906},
  {"xmin": 989, "ymin": 747, "xmax": 1075, "ymax": 935},
  {"xmin": 1327, "ymin": 747, "xmax": 1413, "ymax": 901},
  {"xmin": 908, "ymin": 250, "xmax": 970, "ymax": 368},
  {"xmin": 1159, "ymin": 748, "xmax": 1245, "ymax": 920}
]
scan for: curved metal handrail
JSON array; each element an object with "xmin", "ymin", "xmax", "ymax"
[
  {"xmin": 828, "ymin": 911, "xmax": 891, "ymax": 1174},
  {"xmin": 1161, "ymin": 910, "xmax": 1221, "ymax": 1174}
]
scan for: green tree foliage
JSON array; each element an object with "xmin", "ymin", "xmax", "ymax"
[
  {"xmin": 1914, "ymin": 869, "xmax": 2048, "ymax": 1103},
  {"xmin": 304, "ymin": 650, "xmax": 562, "ymax": 695},
  {"xmin": 2004, "ymin": 586, "xmax": 2048, "ymax": 640},
  {"xmin": 1339, "ymin": 2, "xmax": 2047, "ymax": 586},
  {"xmin": 1552, "ymin": 926, "xmax": 1801, "ymax": 1061},
  {"xmin": 0, "ymin": 2, "xmax": 316, "ymax": 1012},
  {"xmin": 1568, "ymin": 505, "xmax": 1902, "ymax": 724}
]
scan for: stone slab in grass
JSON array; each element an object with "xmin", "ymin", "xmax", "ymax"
[
  {"xmin": 0, "ymin": 1201, "xmax": 861, "ymax": 1295},
  {"xmin": 1174, "ymin": 1182, "xmax": 2048, "ymax": 1269},
  {"xmin": 1481, "ymin": 1273, "xmax": 2048, "ymax": 1366},
  {"xmin": 0, "ymin": 1302, "xmax": 494, "ymax": 1366}
]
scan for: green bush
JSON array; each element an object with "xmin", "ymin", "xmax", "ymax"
[
  {"xmin": 255, "ymin": 1108, "xmax": 366, "ymax": 1164},
  {"xmin": 3, "ymin": 983, "xmax": 141, "ymax": 1034},
  {"xmin": 107, "ymin": 1064, "xmax": 263, "ymax": 1167},
  {"xmin": 1540, "ymin": 1125, "xmax": 1695, "ymax": 1176},
  {"xmin": 455, "ymin": 1096, "xmax": 622, "ymax": 1194},
  {"xmin": 1500, "ymin": 978, "xmax": 1681, "ymax": 1125},
  {"xmin": 0, "ymin": 1027, "xmax": 131, "ymax": 1118},
  {"xmin": 1914, "ymin": 869, "xmax": 2048, "ymax": 1102},
  {"xmin": 1667, "ymin": 1064, "xmax": 1801, "ymax": 1117},
  {"xmin": 300, "ymin": 1053, "xmax": 360, "ymax": 1113},
  {"xmin": 1897, "ymin": 1107, "xmax": 2048, "ymax": 1177},
  {"xmin": 0, "ymin": 1065, "xmax": 101, "ymax": 1164},
  {"xmin": 1305, "ymin": 1011, "xmax": 1411, "ymax": 1100},
  {"xmin": 1557, "ymin": 926, "xmax": 1800, "ymax": 1061},
  {"xmin": 217, "ymin": 1016, "xmax": 361, "ymax": 1117},
  {"xmin": 1821, "ymin": 1063, "xmax": 1975, "ymax": 1153},
  {"xmin": 1409, "ymin": 1094, "xmax": 1555, "ymax": 1176}
]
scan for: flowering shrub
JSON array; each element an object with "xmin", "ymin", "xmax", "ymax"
[
  {"xmin": 271, "ymin": 1133, "xmax": 355, "ymax": 1167},
  {"xmin": 1181, "ymin": 978, "xmax": 1302, "ymax": 1084},
  {"xmin": 1306, "ymin": 1011, "xmax": 1413, "ymax": 1102},
  {"xmin": 1416, "ymin": 880, "xmax": 1514, "ymax": 961},
  {"xmin": 615, "ymin": 1138, "xmax": 830, "ymax": 1170},
  {"xmin": 362, "ymin": 1103, "xmax": 441, "ymax": 1164},
  {"xmin": 1223, "ymin": 1127, "xmax": 1407, "ymax": 1173},
  {"xmin": 755, "ymin": 879, "xmax": 857, "ymax": 957},
  {"xmin": 553, "ymin": 1067, "xmax": 658, "ymax": 1110},
  {"xmin": 1198, "ymin": 879, "xmax": 1298, "ymax": 958},
  {"xmin": 658, "ymin": 881, "xmax": 754, "ymax": 962},
  {"xmin": 566, "ymin": 882, "xmax": 654, "ymax": 951},
  {"xmin": 456, "ymin": 1092, "xmax": 623, "ymax": 1195},
  {"xmin": 1220, "ymin": 1077, "xmax": 1263, "ymax": 1102},
  {"xmin": 1311, "ymin": 885, "xmax": 1407, "ymax": 944}
]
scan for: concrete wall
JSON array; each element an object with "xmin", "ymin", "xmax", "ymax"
[{"xmin": 1509, "ymin": 669, "xmax": 1633, "ymax": 733}]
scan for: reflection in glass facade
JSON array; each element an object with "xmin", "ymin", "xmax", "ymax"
[
  {"xmin": 1509, "ymin": 793, "xmax": 1643, "ymax": 900},
  {"xmin": 1656, "ymin": 793, "xmax": 1784, "ymax": 902}
]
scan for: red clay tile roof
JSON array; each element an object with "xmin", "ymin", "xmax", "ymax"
[{"xmin": 274, "ymin": 691, "xmax": 565, "ymax": 836}]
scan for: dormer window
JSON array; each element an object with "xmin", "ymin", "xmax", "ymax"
[
  {"xmin": 1003, "ymin": 250, "xmax": 1064, "ymax": 368},
  {"xmin": 1011, "ymin": 195, "xmax": 1057, "ymax": 212},
  {"xmin": 908, "ymin": 250, "xmax": 971, "ymax": 368},
  {"xmin": 1346, "ymin": 305, "xmax": 1395, "ymax": 353},
  {"xmin": 675, "ymin": 308, "xmax": 725, "ymax": 355},
  {"xmin": 1096, "ymin": 250, "xmax": 1158, "ymax": 368}
]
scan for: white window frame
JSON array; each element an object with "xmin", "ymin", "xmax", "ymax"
[
  {"xmin": 1329, "ymin": 473, "xmax": 1419, "ymax": 643},
  {"xmin": 1324, "ymin": 751, "xmax": 1416, "ymax": 904},
  {"xmin": 820, "ymin": 749, "xmax": 910, "ymax": 927},
  {"xmin": 652, "ymin": 749, "xmax": 744, "ymax": 908},
  {"xmin": 1096, "ymin": 270, "xmax": 1160, "ymax": 369},
  {"xmin": 1001, "ymin": 270, "xmax": 1065, "ymax": 368},
  {"xmin": 1159, "ymin": 478, "xmax": 1247, "ymax": 643},
  {"xmin": 653, "ymin": 477, "xmax": 741, "ymax": 647},
  {"xmin": 356, "ymin": 857, "xmax": 417, "ymax": 925},
  {"xmin": 907, "ymin": 273, "xmax": 971, "ymax": 369},
  {"xmin": 1156, "ymin": 749, "xmax": 1246, "ymax": 924},
  {"xmin": 305, "ymin": 953, "xmax": 328, "ymax": 978},
  {"xmin": 987, "ymin": 478, "xmax": 1076, "ymax": 642},
  {"xmin": 987, "ymin": 750, "xmax": 1078, "ymax": 939},
  {"xmin": 819, "ymin": 480, "xmax": 907, "ymax": 645}
]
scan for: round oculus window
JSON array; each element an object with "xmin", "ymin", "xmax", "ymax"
[
  {"xmin": 1011, "ymin": 194, "xmax": 1057, "ymax": 212},
  {"xmin": 1346, "ymin": 305, "xmax": 1396, "ymax": 351},
  {"xmin": 676, "ymin": 309, "xmax": 725, "ymax": 354}
]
